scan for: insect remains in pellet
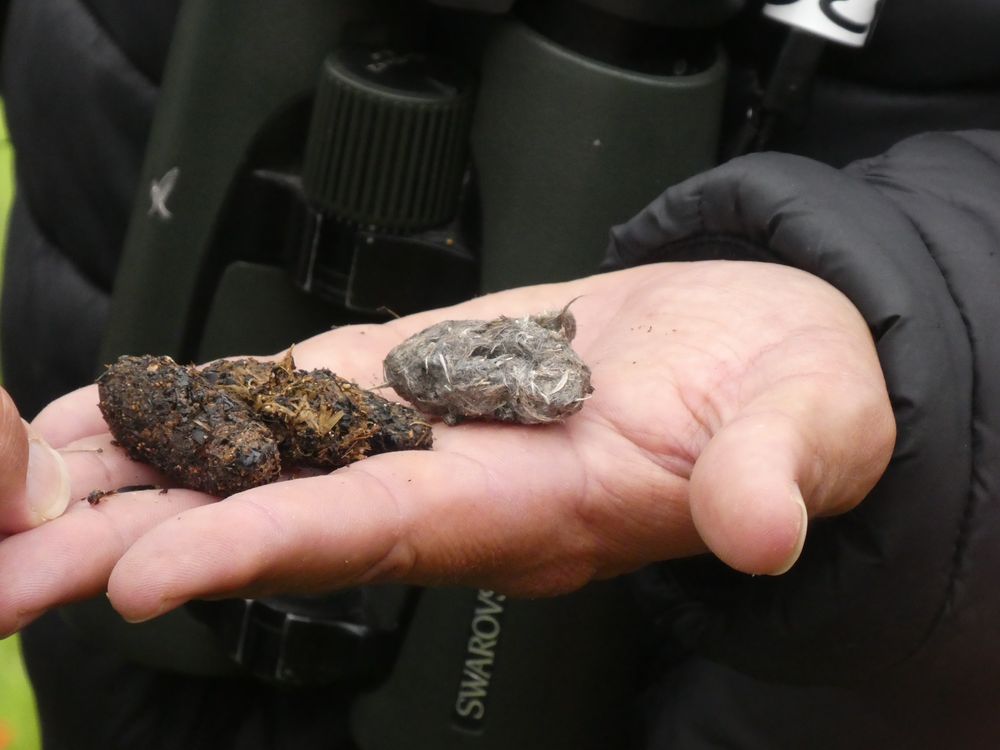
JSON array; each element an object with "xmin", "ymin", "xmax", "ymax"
[
  {"xmin": 98, "ymin": 352, "xmax": 432, "ymax": 497},
  {"xmin": 85, "ymin": 489, "xmax": 111, "ymax": 505},
  {"xmin": 383, "ymin": 303, "xmax": 593, "ymax": 425}
]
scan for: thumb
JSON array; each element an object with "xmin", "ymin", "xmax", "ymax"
[
  {"xmin": 689, "ymin": 411, "xmax": 810, "ymax": 576},
  {"xmin": 688, "ymin": 379, "xmax": 892, "ymax": 576},
  {"xmin": 0, "ymin": 389, "xmax": 70, "ymax": 534}
]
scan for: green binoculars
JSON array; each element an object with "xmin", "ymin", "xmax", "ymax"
[{"xmin": 67, "ymin": 2, "xmax": 735, "ymax": 747}]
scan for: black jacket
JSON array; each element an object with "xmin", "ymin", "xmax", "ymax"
[
  {"xmin": 4, "ymin": 0, "xmax": 1000, "ymax": 748},
  {"xmin": 615, "ymin": 131, "xmax": 1000, "ymax": 748}
]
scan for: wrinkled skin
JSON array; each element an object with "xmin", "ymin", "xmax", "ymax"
[{"xmin": 0, "ymin": 262, "xmax": 894, "ymax": 633}]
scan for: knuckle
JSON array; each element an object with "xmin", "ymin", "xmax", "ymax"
[
  {"xmin": 497, "ymin": 562, "xmax": 596, "ymax": 599},
  {"xmin": 358, "ymin": 537, "xmax": 419, "ymax": 585}
]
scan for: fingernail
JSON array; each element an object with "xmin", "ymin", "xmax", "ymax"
[
  {"xmin": 120, "ymin": 606, "xmax": 165, "ymax": 625},
  {"xmin": 770, "ymin": 486, "xmax": 809, "ymax": 576},
  {"xmin": 24, "ymin": 421, "xmax": 71, "ymax": 523},
  {"xmin": 109, "ymin": 592, "xmax": 166, "ymax": 624},
  {"xmin": 122, "ymin": 613, "xmax": 157, "ymax": 625},
  {"xmin": 1, "ymin": 608, "xmax": 37, "ymax": 638}
]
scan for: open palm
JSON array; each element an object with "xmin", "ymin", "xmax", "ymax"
[{"xmin": 0, "ymin": 261, "xmax": 894, "ymax": 633}]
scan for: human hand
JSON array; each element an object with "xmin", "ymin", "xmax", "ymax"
[
  {"xmin": 0, "ymin": 261, "xmax": 894, "ymax": 632},
  {"xmin": 0, "ymin": 387, "xmax": 69, "ymax": 536}
]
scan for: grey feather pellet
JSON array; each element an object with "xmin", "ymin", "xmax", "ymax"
[{"xmin": 383, "ymin": 306, "xmax": 593, "ymax": 425}]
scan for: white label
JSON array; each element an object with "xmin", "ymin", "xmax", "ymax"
[
  {"xmin": 148, "ymin": 166, "xmax": 180, "ymax": 220},
  {"xmin": 763, "ymin": 0, "xmax": 882, "ymax": 47},
  {"xmin": 452, "ymin": 589, "xmax": 507, "ymax": 730}
]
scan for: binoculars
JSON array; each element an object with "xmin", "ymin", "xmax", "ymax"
[{"xmin": 67, "ymin": 2, "xmax": 740, "ymax": 747}]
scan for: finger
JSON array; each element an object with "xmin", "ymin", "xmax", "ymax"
[
  {"xmin": 105, "ymin": 423, "xmax": 691, "ymax": 623},
  {"xmin": 689, "ymin": 377, "xmax": 894, "ymax": 575},
  {"xmin": 61, "ymin": 434, "xmax": 168, "ymax": 501},
  {"xmin": 0, "ymin": 387, "xmax": 73, "ymax": 534},
  {"xmin": 1, "ymin": 431, "xmax": 171, "ymax": 541},
  {"xmin": 688, "ymin": 410, "xmax": 810, "ymax": 576},
  {"xmin": 0, "ymin": 389, "xmax": 28, "ymax": 502},
  {"xmin": 32, "ymin": 384, "xmax": 107, "ymax": 448},
  {"xmin": 0, "ymin": 488, "xmax": 213, "ymax": 636},
  {"xmin": 106, "ymin": 445, "xmax": 582, "ymax": 621}
]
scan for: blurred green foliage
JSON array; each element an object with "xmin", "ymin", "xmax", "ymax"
[
  {"xmin": 1, "ymin": 98, "xmax": 10, "ymax": 263},
  {"xmin": 0, "ymin": 636, "xmax": 41, "ymax": 750}
]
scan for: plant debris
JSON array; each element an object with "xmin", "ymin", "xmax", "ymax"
[
  {"xmin": 383, "ymin": 305, "xmax": 593, "ymax": 425},
  {"xmin": 84, "ymin": 485, "xmax": 162, "ymax": 505},
  {"xmin": 98, "ymin": 353, "xmax": 432, "ymax": 497}
]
